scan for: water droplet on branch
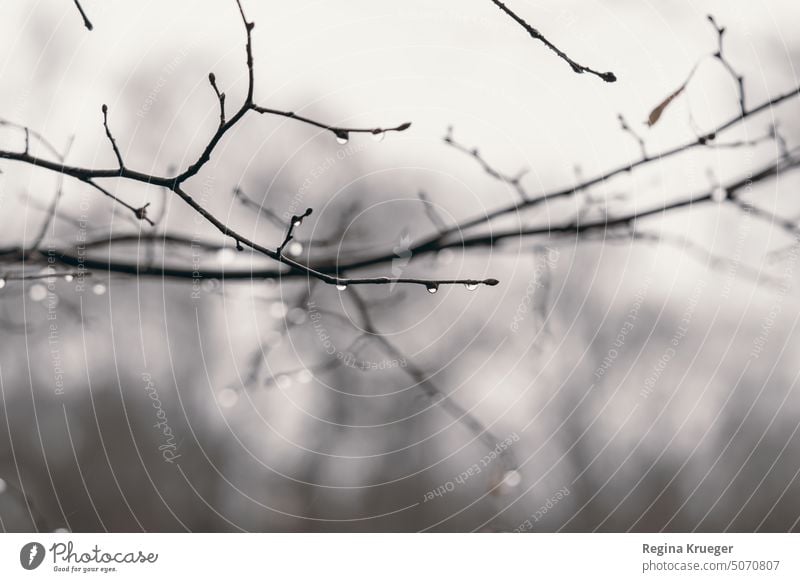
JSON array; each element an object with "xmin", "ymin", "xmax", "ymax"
[
  {"xmin": 336, "ymin": 283, "xmax": 348, "ymax": 291},
  {"xmin": 465, "ymin": 283, "xmax": 478, "ymax": 291},
  {"xmin": 335, "ymin": 131, "xmax": 349, "ymax": 145},
  {"xmin": 426, "ymin": 283, "xmax": 439, "ymax": 294}
]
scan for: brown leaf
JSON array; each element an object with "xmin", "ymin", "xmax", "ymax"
[{"xmin": 647, "ymin": 84, "xmax": 687, "ymax": 127}]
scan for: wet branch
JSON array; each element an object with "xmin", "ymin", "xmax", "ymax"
[
  {"xmin": 0, "ymin": 0, "xmax": 493, "ymax": 291},
  {"xmin": 488, "ymin": 0, "xmax": 616, "ymax": 82}
]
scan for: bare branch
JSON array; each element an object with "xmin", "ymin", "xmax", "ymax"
[
  {"xmin": 445, "ymin": 127, "xmax": 530, "ymax": 201},
  {"xmin": 101, "ymin": 104, "xmax": 124, "ymax": 169},
  {"xmin": 618, "ymin": 113, "xmax": 647, "ymax": 158},
  {"xmin": 277, "ymin": 208, "xmax": 312, "ymax": 256},
  {"xmin": 707, "ymin": 15, "xmax": 745, "ymax": 115},
  {"xmin": 0, "ymin": 118, "xmax": 64, "ymax": 159},
  {"xmin": 250, "ymin": 106, "xmax": 411, "ymax": 144},
  {"xmin": 82, "ymin": 178, "xmax": 154, "ymax": 226},
  {"xmin": 488, "ymin": 0, "xmax": 616, "ymax": 82},
  {"xmin": 175, "ymin": 1, "xmax": 411, "ymax": 184},
  {"xmin": 208, "ymin": 73, "xmax": 226, "ymax": 126},
  {"xmin": 647, "ymin": 15, "xmax": 746, "ymax": 128},
  {"xmin": 72, "ymin": 0, "xmax": 93, "ymax": 31},
  {"xmin": 431, "ymin": 84, "xmax": 800, "ymax": 252},
  {"xmin": 0, "ymin": 0, "xmax": 490, "ymax": 290}
]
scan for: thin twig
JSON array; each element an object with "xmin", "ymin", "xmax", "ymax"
[
  {"xmin": 0, "ymin": 1, "xmax": 490, "ymax": 290},
  {"xmin": 72, "ymin": 0, "xmax": 93, "ymax": 31},
  {"xmin": 618, "ymin": 113, "xmax": 647, "ymax": 159},
  {"xmin": 208, "ymin": 73, "xmax": 226, "ymax": 126},
  {"xmin": 101, "ymin": 105, "xmax": 124, "ymax": 169},
  {"xmin": 445, "ymin": 127, "xmax": 530, "ymax": 201},
  {"xmin": 251, "ymin": 106, "xmax": 410, "ymax": 144},
  {"xmin": 707, "ymin": 15, "xmax": 745, "ymax": 115},
  {"xmin": 277, "ymin": 208, "xmax": 312, "ymax": 256},
  {"xmin": 488, "ymin": 0, "xmax": 616, "ymax": 82}
]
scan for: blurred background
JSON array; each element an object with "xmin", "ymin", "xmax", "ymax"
[{"xmin": 0, "ymin": 0, "xmax": 799, "ymax": 531}]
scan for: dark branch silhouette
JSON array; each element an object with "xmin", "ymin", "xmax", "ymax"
[
  {"xmin": 72, "ymin": 0, "xmax": 93, "ymax": 31},
  {"xmin": 488, "ymin": 0, "xmax": 616, "ymax": 82},
  {"xmin": 277, "ymin": 208, "xmax": 313, "ymax": 256},
  {"xmin": 0, "ymin": 0, "xmax": 496, "ymax": 292}
]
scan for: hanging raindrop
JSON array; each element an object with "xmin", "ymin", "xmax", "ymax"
[
  {"xmin": 64, "ymin": 275, "xmax": 74, "ymax": 282},
  {"xmin": 335, "ymin": 131, "xmax": 350, "ymax": 145},
  {"xmin": 336, "ymin": 283, "xmax": 348, "ymax": 291},
  {"xmin": 465, "ymin": 283, "xmax": 478, "ymax": 291},
  {"xmin": 92, "ymin": 283, "xmax": 107, "ymax": 296},
  {"xmin": 426, "ymin": 283, "xmax": 439, "ymax": 294},
  {"xmin": 0, "ymin": 278, "xmax": 6, "ymax": 290}
]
